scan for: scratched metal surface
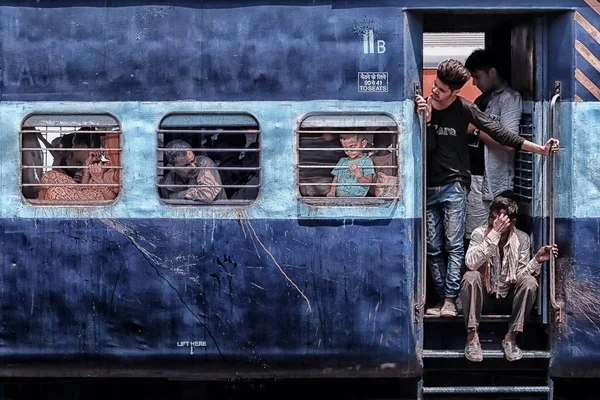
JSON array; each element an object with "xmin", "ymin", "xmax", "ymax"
[
  {"xmin": 0, "ymin": 217, "xmax": 419, "ymax": 377},
  {"xmin": 1, "ymin": 0, "xmax": 600, "ymax": 381},
  {"xmin": 0, "ymin": 3, "xmax": 404, "ymax": 102}
]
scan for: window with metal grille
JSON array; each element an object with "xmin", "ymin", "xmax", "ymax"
[
  {"xmin": 514, "ymin": 115, "xmax": 534, "ymax": 203},
  {"xmin": 297, "ymin": 114, "xmax": 400, "ymax": 204},
  {"xmin": 156, "ymin": 113, "xmax": 260, "ymax": 206},
  {"xmin": 20, "ymin": 114, "xmax": 122, "ymax": 206}
]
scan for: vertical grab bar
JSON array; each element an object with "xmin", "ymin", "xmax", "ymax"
[
  {"xmin": 548, "ymin": 82, "xmax": 562, "ymax": 323},
  {"xmin": 414, "ymin": 83, "xmax": 428, "ymax": 318}
]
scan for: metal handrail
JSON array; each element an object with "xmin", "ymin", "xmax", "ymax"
[
  {"xmin": 415, "ymin": 87, "xmax": 428, "ymax": 317},
  {"xmin": 157, "ymin": 148, "xmax": 259, "ymax": 153},
  {"xmin": 156, "ymin": 129, "xmax": 260, "ymax": 134},
  {"xmin": 298, "ymin": 147, "xmax": 397, "ymax": 152},
  {"xmin": 549, "ymin": 87, "xmax": 562, "ymax": 323},
  {"xmin": 158, "ymin": 166, "xmax": 260, "ymax": 171},
  {"xmin": 299, "ymin": 182, "xmax": 398, "ymax": 187},
  {"xmin": 297, "ymin": 130, "xmax": 398, "ymax": 134},
  {"xmin": 297, "ymin": 165, "xmax": 399, "ymax": 169}
]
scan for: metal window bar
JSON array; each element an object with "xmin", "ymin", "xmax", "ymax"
[
  {"xmin": 19, "ymin": 119, "xmax": 122, "ymax": 206},
  {"xmin": 297, "ymin": 121, "xmax": 400, "ymax": 201},
  {"xmin": 156, "ymin": 117, "xmax": 261, "ymax": 206},
  {"xmin": 514, "ymin": 117, "xmax": 534, "ymax": 202}
]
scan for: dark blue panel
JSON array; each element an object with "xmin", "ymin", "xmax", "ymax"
[
  {"xmin": 0, "ymin": 4, "xmax": 403, "ymax": 101},
  {"xmin": 550, "ymin": 218, "xmax": 600, "ymax": 378},
  {"xmin": 0, "ymin": 218, "xmax": 419, "ymax": 378},
  {"xmin": 0, "ymin": 0, "xmax": 583, "ymax": 8},
  {"xmin": 546, "ymin": 11, "xmax": 575, "ymax": 102}
]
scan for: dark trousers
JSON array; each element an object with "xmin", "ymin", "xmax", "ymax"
[{"xmin": 460, "ymin": 270, "xmax": 538, "ymax": 333}]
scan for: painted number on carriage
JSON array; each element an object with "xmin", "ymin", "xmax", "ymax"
[
  {"xmin": 358, "ymin": 72, "xmax": 388, "ymax": 92},
  {"xmin": 362, "ymin": 29, "xmax": 386, "ymax": 54}
]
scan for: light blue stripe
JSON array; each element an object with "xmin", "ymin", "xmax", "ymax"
[
  {"xmin": 0, "ymin": 101, "xmax": 419, "ymax": 220},
  {"xmin": 572, "ymin": 102, "xmax": 600, "ymax": 218}
]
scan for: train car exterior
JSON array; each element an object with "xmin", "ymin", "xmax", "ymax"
[{"xmin": 0, "ymin": 0, "xmax": 599, "ymax": 395}]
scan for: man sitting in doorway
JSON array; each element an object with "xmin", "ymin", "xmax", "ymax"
[
  {"xmin": 460, "ymin": 196, "xmax": 558, "ymax": 362},
  {"xmin": 415, "ymin": 59, "xmax": 559, "ymax": 318}
]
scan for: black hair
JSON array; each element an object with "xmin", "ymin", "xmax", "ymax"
[
  {"xmin": 437, "ymin": 59, "xmax": 471, "ymax": 90},
  {"xmin": 489, "ymin": 196, "xmax": 519, "ymax": 220},
  {"xmin": 465, "ymin": 49, "xmax": 506, "ymax": 79}
]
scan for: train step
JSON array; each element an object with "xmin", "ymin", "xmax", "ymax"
[
  {"xmin": 423, "ymin": 313, "xmax": 549, "ymax": 352},
  {"xmin": 423, "ymin": 349, "xmax": 551, "ymax": 359},
  {"xmin": 423, "ymin": 314, "xmax": 543, "ymax": 323},
  {"xmin": 418, "ymin": 382, "xmax": 553, "ymax": 399}
]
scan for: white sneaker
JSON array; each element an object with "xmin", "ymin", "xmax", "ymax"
[
  {"xmin": 440, "ymin": 301, "xmax": 458, "ymax": 317},
  {"xmin": 425, "ymin": 302, "xmax": 443, "ymax": 316}
]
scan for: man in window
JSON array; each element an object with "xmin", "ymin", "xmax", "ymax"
[
  {"xmin": 464, "ymin": 49, "xmax": 522, "ymax": 245},
  {"xmin": 415, "ymin": 59, "xmax": 559, "ymax": 318},
  {"xmin": 160, "ymin": 139, "xmax": 226, "ymax": 202},
  {"xmin": 461, "ymin": 196, "xmax": 557, "ymax": 362}
]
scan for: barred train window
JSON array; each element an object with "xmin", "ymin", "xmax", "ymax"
[
  {"xmin": 297, "ymin": 114, "xmax": 400, "ymax": 204},
  {"xmin": 514, "ymin": 115, "xmax": 534, "ymax": 203},
  {"xmin": 156, "ymin": 113, "xmax": 260, "ymax": 206},
  {"xmin": 20, "ymin": 114, "xmax": 122, "ymax": 206}
]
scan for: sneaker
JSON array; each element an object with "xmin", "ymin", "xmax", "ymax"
[
  {"xmin": 465, "ymin": 340, "xmax": 483, "ymax": 362},
  {"xmin": 425, "ymin": 302, "xmax": 443, "ymax": 316},
  {"xmin": 440, "ymin": 301, "xmax": 458, "ymax": 317},
  {"xmin": 502, "ymin": 340, "xmax": 523, "ymax": 362}
]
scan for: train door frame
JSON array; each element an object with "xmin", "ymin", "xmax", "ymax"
[{"xmin": 409, "ymin": 8, "xmax": 570, "ymax": 336}]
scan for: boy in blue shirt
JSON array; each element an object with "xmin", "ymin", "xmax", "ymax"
[{"xmin": 327, "ymin": 133, "xmax": 376, "ymax": 197}]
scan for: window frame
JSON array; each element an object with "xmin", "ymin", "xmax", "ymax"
[
  {"xmin": 155, "ymin": 112, "xmax": 261, "ymax": 207},
  {"xmin": 20, "ymin": 112, "xmax": 123, "ymax": 207},
  {"xmin": 514, "ymin": 115, "xmax": 534, "ymax": 203},
  {"xmin": 295, "ymin": 112, "xmax": 401, "ymax": 207}
]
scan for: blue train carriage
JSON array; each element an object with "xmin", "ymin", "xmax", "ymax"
[
  {"xmin": 0, "ymin": 0, "xmax": 599, "ymax": 394},
  {"xmin": 0, "ymin": 0, "xmax": 418, "ymax": 380}
]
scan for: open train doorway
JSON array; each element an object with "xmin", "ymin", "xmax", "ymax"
[{"xmin": 411, "ymin": 10, "xmax": 570, "ymax": 394}]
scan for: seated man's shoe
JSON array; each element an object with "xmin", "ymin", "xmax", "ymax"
[
  {"xmin": 502, "ymin": 340, "xmax": 523, "ymax": 362},
  {"xmin": 440, "ymin": 301, "xmax": 458, "ymax": 317},
  {"xmin": 465, "ymin": 340, "xmax": 483, "ymax": 362}
]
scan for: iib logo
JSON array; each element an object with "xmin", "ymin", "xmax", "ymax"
[{"xmin": 363, "ymin": 29, "xmax": 386, "ymax": 54}]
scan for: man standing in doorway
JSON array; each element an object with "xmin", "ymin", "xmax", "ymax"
[
  {"xmin": 416, "ymin": 59, "xmax": 558, "ymax": 317},
  {"xmin": 464, "ymin": 49, "xmax": 522, "ymax": 244}
]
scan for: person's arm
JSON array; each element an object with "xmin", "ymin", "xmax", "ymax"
[
  {"xmin": 168, "ymin": 190, "xmax": 189, "ymax": 200},
  {"xmin": 328, "ymin": 159, "xmax": 344, "ymax": 197},
  {"xmin": 464, "ymin": 98, "xmax": 558, "ymax": 155},
  {"xmin": 349, "ymin": 159, "xmax": 375, "ymax": 184},
  {"xmin": 327, "ymin": 177, "xmax": 338, "ymax": 197},
  {"xmin": 187, "ymin": 156, "xmax": 223, "ymax": 202},
  {"xmin": 478, "ymin": 92, "xmax": 522, "ymax": 152},
  {"xmin": 465, "ymin": 228, "xmax": 501, "ymax": 271},
  {"xmin": 463, "ymin": 99, "xmax": 525, "ymax": 150},
  {"xmin": 478, "ymin": 131, "xmax": 514, "ymax": 152},
  {"xmin": 518, "ymin": 244, "xmax": 558, "ymax": 278},
  {"xmin": 466, "ymin": 214, "xmax": 512, "ymax": 271},
  {"xmin": 515, "ymin": 233, "xmax": 540, "ymax": 278}
]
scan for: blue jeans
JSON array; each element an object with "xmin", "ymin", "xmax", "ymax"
[{"xmin": 426, "ymin": 181, "xmax": 467, "ymax": 299}]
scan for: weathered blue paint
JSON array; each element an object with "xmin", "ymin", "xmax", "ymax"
[
  {"xmin": 0, "ymin": 4, "xmax": 404, "ymax": 102},
  {"xmin": 568, "ymin": 103, "xmax": 600, "ymax": 218},
  {"xmin": 0, "ymin": 217, "xmax": 420, "ymax": 378},
  {"xmin": 1, "ymin": 0, "xmax": 600, "ymax": 383},
  {"xmin": 550, "ymin": 218, "xmax": 600, "ymax": 378},
  {"xmin": 0, "ymin": 100, "xmax": 418, "ymax": 220},
  {"xmin": 1, "ymin": 2, "xmax": 593, "ymax": 103},
  {"xmin": 547, "ymin": 11, "xmax": 576, "ymax": 102}
]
